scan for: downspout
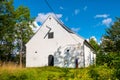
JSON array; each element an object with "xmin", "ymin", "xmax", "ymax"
[
  {"xmin": 90, "ymin": 51, "xmax": 91, "ymax": 66},
  {"xmin": 83, "ymin": 41, "xmax": 85, "ymax": 67}
]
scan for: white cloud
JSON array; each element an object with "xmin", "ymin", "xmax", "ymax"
[
  {"xmin": 102, "ymin": 18, "xmax": 112, "ymax": 27},
  {"xmin": 94, "ymin": 14, "xmax": 112, "ymax": 27},
  {"xmin": 90, "ymin": 36, "xmax": 97, "ymax": 42},
  {"xmin": 30, "ymin": 21, "xmax": 40, "ymax": 32},
  {"xmin": 35, "ymin": 12, "xmax": 62, "ymax": 23},
  {"xmin": 32, "ymin": 12, "xmax": 62, "ymax": 32},
  {"xmin": 94, "ymin": 14, "xmax": 109, "ymax": 18},
  {"xmin": 74, "ymin": 9, "xmax": 80, "ymax": 15},
  {"xmin": 60, "ymin": 6, "xmax": 63, "ymax": 10},
  {"xmin": 71, "ymin": 27, "xmax": 80, "ymax": 33},
  {"xmin": 83, "ymin": 6, "xmax": 87, "ymax": 11},
  {"xmin": 86, "ymin": 38, "xmax": 89, "ymax": 42},
  {"xmin": 65, "ymin": 17, "xmax": 68, "ymax": 21}
]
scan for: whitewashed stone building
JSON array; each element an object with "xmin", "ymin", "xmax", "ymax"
[{"xmin": 26, "ymin": 15, "xmax": 96, "ymax": 68}]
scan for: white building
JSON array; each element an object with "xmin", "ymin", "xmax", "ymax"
[{"xmin": 26, "ymin": 15, "xmax": 96, "ymax": 68}]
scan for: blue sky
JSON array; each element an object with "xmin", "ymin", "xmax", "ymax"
[{"xmin": 14, "ymin": 0, "xmax": 120, "ymax": 42}]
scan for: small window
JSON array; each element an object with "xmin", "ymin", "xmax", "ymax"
[
  {"xmin": 48, "ymin": 32, "xmax": 54, "ymax": 39},
  {"xmin": 35, "ymin": 51, "xmax": 37, "ymax": 53},
  {"xmin": 49, "ymin": 17, "xmax": 51, "ymax": 20}
]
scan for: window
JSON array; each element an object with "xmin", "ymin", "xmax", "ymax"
[
  {"xmin": 48, "ymin": 32, "xmax": 54, "ymax": 39},
  {"xmin": 49, "ymin": 17, "xmax": 51, "ymax": 20}
]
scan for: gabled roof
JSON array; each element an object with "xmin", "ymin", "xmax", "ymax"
[
  {"xmin": 52, "ymin": 15, "xmax": 85, "ymax": 40},
  {"xmin": 84, "ymin": 40, "xmax": 96, "ymax": 52},
  {"xmin": 27, "ymin": 15, "xmax": 95, "ymax": 51},
  {"xmin": 54, "ymin": 17, "xmax": 74, "ymax": 33},
  {"xmin": 27, "ymin": 15, "xmax": 85, "ymax": 44},
  {"xmin": 52, "ymin": 16, "xmax": 95, "ymax": 52}
]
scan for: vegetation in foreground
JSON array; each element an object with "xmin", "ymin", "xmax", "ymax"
[{"xmin": 0, "ymin": 64, "xmax": 118, "ymax": 80}]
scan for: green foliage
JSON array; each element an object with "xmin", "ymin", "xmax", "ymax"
[
  {"xmin": 114, "ymin": 69, "xmax": 120, "ymax": 79},
  {"xmin": 0, "ymin": 66, "xmax": 117, "ymax": 80},
  {"xmin": 97, "ymin": 52, "xmax": 120, "ymax": 67},
  {"xmin": 89, "ymin": 38, "xmax": 100, "ymax": 52},
  {"xmin": 0, "ymin": 0, "xmax": 34, "ymax": 63},
  {"xmin": 96, "ymin": 18, "xmax": 120, "ymax": 80},
  {"xmin": 0, "ymin": 0, "xmax": 15, "ymax": 61},
  {"xmin": 101, "ymin": 18, "xmax": 120, "ymax": 52},
  {"xmin": 96, "ymin": 52, "xmax": 120, "ymax": 79},
  {"xmin": 89, "ymin": 68, "xmax": 99, "ymax": 80}
]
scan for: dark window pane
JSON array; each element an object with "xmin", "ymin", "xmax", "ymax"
[{"xmin": 48, "ymin": 32, "xmax": 54, "ymax": 39}]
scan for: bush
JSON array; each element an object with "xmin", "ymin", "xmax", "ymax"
[
  {"xmin": 114, "ymin": 69, "xmax": 120, "ymax": 79},
  {"xmin": 89, "ymin": 69, "xmax": 99, "ymax": 80}
]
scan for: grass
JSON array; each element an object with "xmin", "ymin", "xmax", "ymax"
[{"xmin": 0, "ymin": 63, "xmax": 116, "ymax": 80}]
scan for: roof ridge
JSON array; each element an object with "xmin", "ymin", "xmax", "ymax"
[
  {"xmin": 51, "ymin": 15, "xmax": 85, "ymax": 40},
  {"xmin": 51, "ymin": 15, "xmax": 74, "ymax": 33}
]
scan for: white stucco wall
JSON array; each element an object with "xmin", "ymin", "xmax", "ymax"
[
  {"xmin": 53, "ymin": 43, "xmax": 85, "ymax": 68},
  {"xmin": 84, "ymin": 42, "xmax": 95, "ymax": 67},
  {"xmin": 26, "ymin": 16, "xmax": 85, "ymax": 67}
]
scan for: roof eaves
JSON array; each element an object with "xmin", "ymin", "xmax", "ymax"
[
  {"xmin": 53, "ymin": 16, "xmax": 74, "ymax": 33},
  {"xmin": 84, "ymin": 40, "xmax": 96, "ymax": 52}
]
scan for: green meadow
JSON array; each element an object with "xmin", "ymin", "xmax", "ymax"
[{"xmin": 0, "ymin": 64, "xmax": 116, "ymax": 80}]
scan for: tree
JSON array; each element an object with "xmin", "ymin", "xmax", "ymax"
[
  {"xmin": 89, "ymin": 37, "xmax": 100, "ymax": 53},
  {"xmin": 99, "ymin": 18, "xmax": 120, "ymax": 73},
  {"xmin": 0, "ymin": 0, "xmax": 15, "ymax": 62},
  {"xmin": 14, "ymin": 6, "xmax": 34, "ymax": 66},
  {"xmin": 101, "ymin": 18, "xmax": 120, "ymax": 52},
  {"xmin": 0, "ymin": 0, "xmax": 34, "ymax": 66}
]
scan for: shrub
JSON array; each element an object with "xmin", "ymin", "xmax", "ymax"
[{"xmin": 89, "ymin": 68, "xmax": 99, "ymax": 80}]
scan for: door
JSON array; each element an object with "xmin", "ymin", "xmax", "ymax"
[
  {"xmin": 75, "ymin": 58, "xmax": 78, "ymax": 68},
  {"xmin": 48, "ymin": 55, "xmax": 54, "ymax": 66}
]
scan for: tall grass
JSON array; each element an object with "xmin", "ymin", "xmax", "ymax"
[
  {"xmin": 0, "ymin": 64, "xmax": 117, "ymax": 80},
  {"xmin": 0, "ymin": 62, "xmax": 21, "ymax": 70}
]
